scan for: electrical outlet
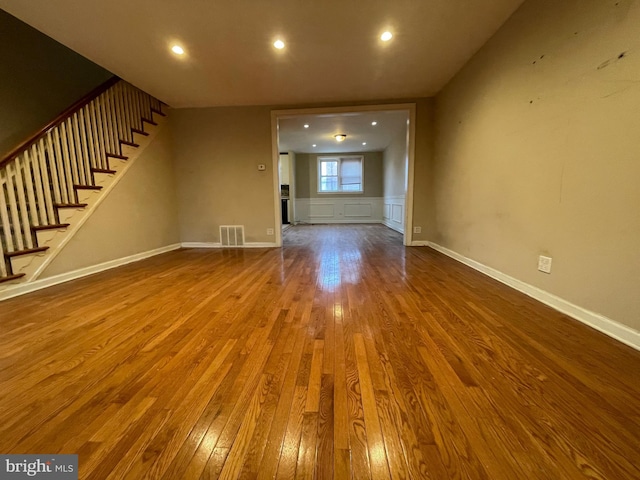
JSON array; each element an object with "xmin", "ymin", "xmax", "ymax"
[
  {"xmin": 413, "ymin": 226, "xmax": 422, "ymax": 234},
  {"xmin": 266, "ymin": 228, "xmax": 274, "ymax": 236},
  {"xmin": 538, "ymin": 255, "xmax": 552, "ymax": 274}
]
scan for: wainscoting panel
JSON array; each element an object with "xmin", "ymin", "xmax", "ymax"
[
  {"xmin": 344, "ymin": 203, "xmax": 372, "ymax": 218},
  {"xmin": 383, "ymin": 196, "xmax": 405, "ymax": 233},
  {"xmin": 309, "ymin": 203, "xmax": 335, "ymax": 218},
  {"xmin": 296, "ymin": 197, "xmax": 383, "ymax": 224}
]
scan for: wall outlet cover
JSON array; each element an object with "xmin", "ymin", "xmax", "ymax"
[
  {"xmin": 266, "ymin": 228, "xmax": 274, "ymax": 235},
  {"xmin": 413, "ymin": 226, "xmax": 422, "ymax": 234},
  {"xmin": 538, "ymin": 255, "xmax": 552, "ymax": 274}
]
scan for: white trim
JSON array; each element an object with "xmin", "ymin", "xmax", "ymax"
[
  {"xmin": 383, "ymin": 195, "xmax": 405, "ymax": 234},
  {"xmin": 181, "ymin": 242, "xmax": 222, "ymax": 248},
  {"xmin": 181, "ymin": 242, "xmax": 277, "ymax": 249},
  {"xmin": 383, "ymin": 221, "xmax": 404, "ymax": 234},
  {"xmin": 0, "ymin": 244, "xmax": 181, "ymax": 302},
  {"xmin": 296, "ymin": 197, "xmax": 383, "ymax": 224},
  {"xmin": 403, "ymin": 104, "xmax": 416, "ymax": 246},
  {"xmin": 270, "ymin": 112, "xmax": 282, "ymax": 247},
  {"xmin": 427, "ymin": 242, "xmax": 640, "ymax": 351}
]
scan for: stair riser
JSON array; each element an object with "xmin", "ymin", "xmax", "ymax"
[
  {"xmin": 107, "ymin": 158, "xmax": 128, "ymax": 174},
  {"xmin": 34, "ymin": 228, "xmax": 69, "ymax": 253},
  {"xmin": 10, "ymin": 252, "xmax": 48, "ymax": 276},
  {"xmin": 57, "ymin": 207, "xmax": 87, "ymax": 225},
  {"xmin": 76, "ymin": 189, "xmax": 103, "ymax": 204},
  {"xmin": 121, "ymin": 144, "xmax": 138, "ymax": 157},
  {"xmin": 92, "ymin": 171, "xmax": 117, "ymax": 188}
]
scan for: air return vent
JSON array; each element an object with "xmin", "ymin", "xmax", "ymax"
[{"xmin": 220, "ymin": 225, "xmax": 245, "ymax": 247}]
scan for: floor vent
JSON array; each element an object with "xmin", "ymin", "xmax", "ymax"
[{"xmin": 220, "ymin": 225, "xmax": 245, "ymax": 247}]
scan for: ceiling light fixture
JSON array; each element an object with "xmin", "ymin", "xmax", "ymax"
[
  {"xmin": 362, "ymin": 142, "xmax": 367, "ymax": 145},
  {"xmin": 381, "ymin": 31, "xmax": 393, "ymax": 42},
  {"xmin": 274, "ymin": 39, "xmax": 285, "ymax": 49},
  {"xmin": 334, "ymin": 134, "xmax": 347, "ymax": 142},
  {"xmin": 371, "ymin": 121, "xmax": 377, "ymax": 126},
  {"xmin": 304, "ymin": 124, "xmax": 309, "ymax": 128},
  {"xmin": 312, "ymin": 144, "xmax": 317, "ymax": 147},
  {"xmin": 171, "ymin": 45, "xmax": 185, "ymax": 55}
]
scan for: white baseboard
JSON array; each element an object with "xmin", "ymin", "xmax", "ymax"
[
  {"xmin": 427, "ymin": 242, "xmax": 640, "ymax": 351},
  {"xmin": 181, "ymin": 242, "xmax": 277, "ymax": 249},
  {"xmin": 0, "ymin": 243, "xmax": 182, "ymax": 302},
  {"xmin": 382, "ymin": 219, "xmax": 404, "ymax": 234}
]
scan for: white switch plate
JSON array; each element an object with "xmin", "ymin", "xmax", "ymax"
[
  {"xmin": 413, "ymin": 226, "xmax": 422, "ymax": 234},
  {"xmin": 266, "ymin": 228, "xmax": 274, "ymax": 235},
  {"xmin": 538, "ymin": 255, "xmax": 552, "ymax": 274}
]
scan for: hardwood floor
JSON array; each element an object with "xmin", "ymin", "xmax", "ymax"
[{"xmin": 1, "ymin": 224, "xmax": 639, "ymax": 479}]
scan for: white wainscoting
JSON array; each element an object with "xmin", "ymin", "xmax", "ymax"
[
  {"xmin": 383, "ymin": 196, "xmax": 405, "ymax": 233},
  {"xmin": 296, "ymin": 197, "xmax": 383, "ymax": 224}
]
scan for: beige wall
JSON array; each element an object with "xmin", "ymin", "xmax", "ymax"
[
  {"xmin": 294, "ymin": 151, "xmax": 383, "ymax": 199},
  {"xmin": 170, "ymin": 106, "xmax": 275, "ymax": 244},
  {"xmin": 0, "ymin": 9, "xmax": 111, "ymax": 158},
  {"xmin": 41, "ymin": 123, "xmax": 180, "ymax": 277},
  {"xmin": 411, "ymin": 98, "xmax": 436, "ymax": 240},
  {"xmin": 170, "ymin": 99, "xmax": 436, "ymax": 243},
  {"xmin": 383, "ymin": 126, "xmax": 407, "ymax": 197},
  {"xmin": 433, "ymin": 0, "xmax": 640, "ymax": 329}
]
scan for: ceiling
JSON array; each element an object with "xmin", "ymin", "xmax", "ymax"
[
  {"xmin": 0, "ymin": 0, "xmax": 524, "ymax": 109},
  {"xmin": 278, "ymin": 110, "xmax": 409, "ymax": 154}
]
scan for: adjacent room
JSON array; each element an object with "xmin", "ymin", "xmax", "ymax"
[{"xmin": 0, "ymin": 0, "xmax": 638, "ymax": 478}]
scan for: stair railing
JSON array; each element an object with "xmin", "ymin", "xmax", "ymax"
[{"xmin": 0, "ymin": 77, "xmax": 165, "ymax": 278}]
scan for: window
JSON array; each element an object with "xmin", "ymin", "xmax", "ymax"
[{"xmin": 318, "ymin": 156, "xmax": 363, "ymax": 193}]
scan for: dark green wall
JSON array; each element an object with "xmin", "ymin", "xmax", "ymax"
[{"xmin": 0, "ymin": 9, "xmax": 112, "ymax": 158}]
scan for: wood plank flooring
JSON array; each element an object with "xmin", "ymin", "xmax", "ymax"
[{"xmin": 0, "ymin": 224, "xmax": 639, "ymax": 479}]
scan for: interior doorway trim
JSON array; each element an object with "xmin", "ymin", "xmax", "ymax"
[{"xmin": 270, "ymin": 103, "xmax": 417, "ymax": 247}]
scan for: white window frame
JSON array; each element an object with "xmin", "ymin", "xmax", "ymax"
[{"xmin": 317, "ymin": 156, "xmax": 364, "ymax": 194}]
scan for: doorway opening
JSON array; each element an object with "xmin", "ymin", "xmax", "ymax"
[{"xmin": 270, "ymin": 104, "xmax": 416, "ymax": 247}]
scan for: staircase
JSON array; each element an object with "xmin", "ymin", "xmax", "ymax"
[{"xmin": 0, "ymin": 78, "xmax": 166, "ymax": 289}]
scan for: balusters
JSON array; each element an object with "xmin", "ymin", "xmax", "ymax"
[
  {"xmin": 0, "ymin": 80, "xmax": 163, "ymax": 262},
  {"xmin": 4, "ymin": 163, "xmax": 26, "ymax": 250},
  {"xmin": 53, "ymin": 127, "xmax": 74, "ymax": 204},
  {"xmin": 0, "ymin": 172, "xmax": 14, "ymax": 256},
  {"xmin": 35, "ymin": 139, "xmax": 55, "ymax": 222}
]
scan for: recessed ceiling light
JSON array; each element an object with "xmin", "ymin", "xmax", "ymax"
[
  {"xmin": 362, "ymin": 142, "xmax": 367, "ymax": 145},
  {"xmin": 371, "ymin": 121, "xmax": 377, "ymax": 126},
  {"xmin": 335, "ymin": 134, "xmax": 347, "ymax": 142},
  {"xmin": 171, "ymin": 45, "xmax": 185, "ymax": 55},
  {"xmin": 274, "ymin": 39, "xmax": 285, "ymax": 49},
  {"xmin": 312, "ymin": 144, "xmax": 317, "ymax": 147},
  {"xmin": 304, "ymin": 124, "xmax": 310, "ymax": 128},
  {"xmin": 381, "ymin": 31, "xmax": 393, "ymax": 42}
]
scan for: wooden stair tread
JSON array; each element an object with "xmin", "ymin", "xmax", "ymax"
[
  {"xmin": 120, "ymin": 140, "xmax": 139, "ymax": 148},
  {"xmin": 91, "ymin": 168, "xmax": 116, "ymax": 174},
  {"xmin": 73, "ymin": 185, "xmax": 102, "ymax": 191},
  {"xmin": 53, "ymin": 203, "xmax": 87, "ymax": 208},
  {"xmin": 106, "ymin": 152, "xmax": 129, "ymax": 160},
  {"xmin": 5, "ymin": 246, "xmax": 49, "ymax": 258},
  {"xmin": 131, "ymin": 128, "xmax": 149, "ymax": 136},
  {"xmin": 142, "ymin": 118, "xmax": 158, "ymax": 126},
  {"xmin": 151, "ymin": 107, "xmax": 166, "ymax": 117},
  {"xmin": 32, "ymin": 223, "xmax": 70, "ymax": 231},
  {"xmin": 0, "ymin": 273, "xmax": 25, "ymax": 284}
]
